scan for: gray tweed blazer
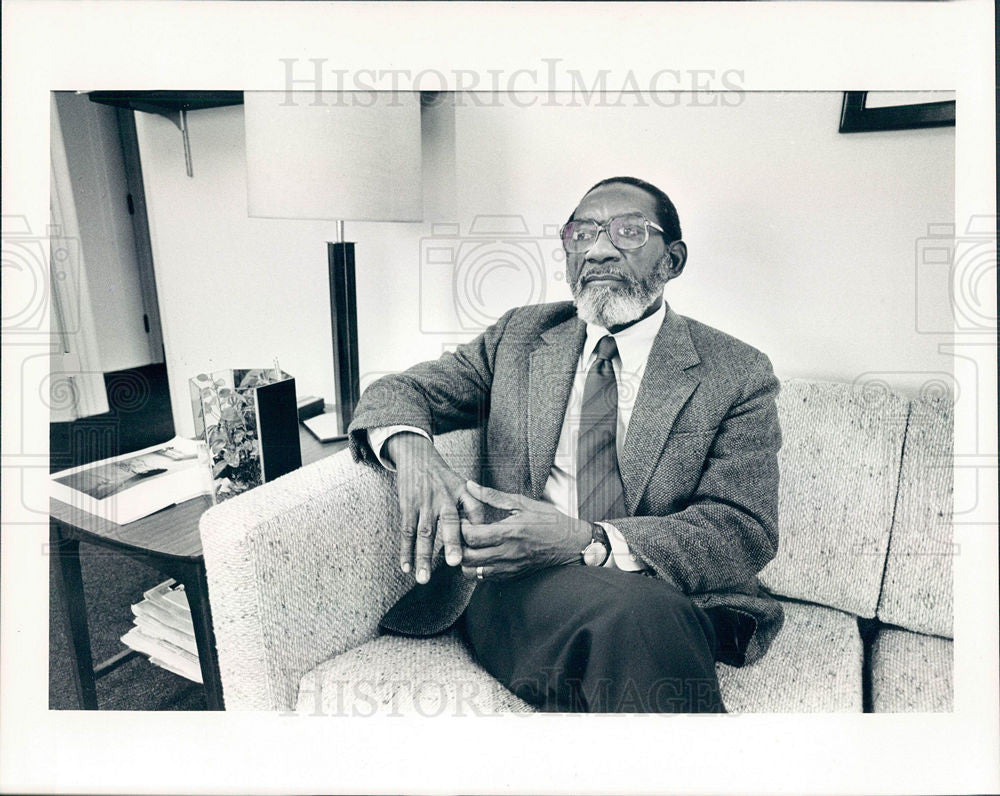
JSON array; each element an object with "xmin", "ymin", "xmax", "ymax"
[{"xmin": 348, "ymin": 301, "xmax": 784, "ymax": 666}]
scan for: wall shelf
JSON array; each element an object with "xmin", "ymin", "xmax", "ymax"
[
  {"xmin": 87, "ymin": 91, "xmax": 243, "ymax": 114},
  {"xmin": 88, "ymin": 92, "xmax": 244, "ymax": 177}
]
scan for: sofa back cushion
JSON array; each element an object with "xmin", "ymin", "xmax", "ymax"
[
  {"xmin": 876, "ymin": 396, "xmax": 954, "ymax": 637},
  {"xmin": 760, "ymin": 380, "xmax": 908, "ymax": 617}
]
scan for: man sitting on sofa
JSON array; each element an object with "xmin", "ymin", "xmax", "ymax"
[{"xmin": 348, "ymin": 176, "xmax": 783, "ymax": 713}]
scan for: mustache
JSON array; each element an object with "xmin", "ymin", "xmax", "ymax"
[
  {"xmin": 575, "ymin": 268, "xmax": 636, "ymax": 289},
  {"xmin": 573, "ymin": 253, "xmax": 673, "ymax": 294}
]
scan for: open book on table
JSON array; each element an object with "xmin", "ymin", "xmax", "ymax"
[{"xmin": 50, "ymin": 437, "xmax": 213, "ymax": 524}]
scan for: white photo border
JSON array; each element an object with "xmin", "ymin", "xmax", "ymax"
[{"xmin": 1, "ymin": 1, "xmax": 996, "ymax": 794}]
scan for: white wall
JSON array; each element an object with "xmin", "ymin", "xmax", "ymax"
[
  {"xmin": 135, "ymin": 99, "xmax": 456, "ymax": 437},
  {"xmin": 137, "ymin": 92, "xmax": 954, "ymax": 437},
  {"xmin": 54, "ymin": 92, "xmax": 153, "ymax": 373},
  {"xmin": 449, "ymin": 92, "xmax": 955, "ymax": 397}
]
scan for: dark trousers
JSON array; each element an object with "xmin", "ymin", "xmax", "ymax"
[{"xmin": 461, "ymin": 565, "xmax": 725, "ymax": 713}]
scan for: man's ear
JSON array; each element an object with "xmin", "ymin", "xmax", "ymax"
[{"xmin": 666, "ymin": 241, "xmax": 688, "ymax": 277}]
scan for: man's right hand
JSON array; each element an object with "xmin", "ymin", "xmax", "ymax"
[{"xmin": 383, "ymin": 432, "xmax": 487, "ymax": 584}]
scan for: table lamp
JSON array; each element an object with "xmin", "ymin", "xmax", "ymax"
[{"xmin": 244, "ymin": 91, "xmax": 423, "ymax": 435}]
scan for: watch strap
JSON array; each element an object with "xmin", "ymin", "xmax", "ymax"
[{"xmin": 591, "ymin": 521, "xmax": 610, "ymax": 552}]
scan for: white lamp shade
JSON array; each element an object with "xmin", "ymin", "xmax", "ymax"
[{"xmin": 245, "ymin": 91, "xmax": 423, "ymax": 222}]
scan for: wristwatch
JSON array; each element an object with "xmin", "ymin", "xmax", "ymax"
[{"xmin": 581, "ymin": 522, "xmax": 611, "ymax": 567}]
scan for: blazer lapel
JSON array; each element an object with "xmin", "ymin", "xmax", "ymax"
[
  {"xmin": 620, "ymin": 307, "xmax": 701, "ymax": 512},
  {"xmin": 526, "ymin": 315, "xmax": 586, "ymax": 499}
]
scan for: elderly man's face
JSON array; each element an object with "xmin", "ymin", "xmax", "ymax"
[{"xmin": 565, "ymin": 183, "xmax": 684, "ymax": 329}]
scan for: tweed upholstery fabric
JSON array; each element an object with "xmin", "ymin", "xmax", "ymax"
[
  {"xmin": 199, "ymin": 428, "xmax": 480, "ymax": 710},
  {"xmin": 871, "ymin": 628, "xmax": 953, "ymax": 712},
  {"xmin": 877, "ymin": 397, "xmax": 954, "ymax": 637},
  {"xmin": 716, "ymin": 600, "xmax": 863, "ymax": 712},
  {"xmin": 349, "ymin": 301, "xmax": 785, "ymax": 664},
  {"xmin": 759, "ymin": 380, "xmax": 907, "ymax": 617},
  {"xmin": 295, "ymin": 631, "xmax": 535, "ymax": 716}
]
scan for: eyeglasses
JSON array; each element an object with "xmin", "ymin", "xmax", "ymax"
[{"xmin": 559, "ymin": 213, "xmax": 666, "ymax": 253}]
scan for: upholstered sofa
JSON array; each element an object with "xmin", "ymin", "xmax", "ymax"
[{"xmin": 199, "ymin": 379, "xmax": 954, "ymax": 713}]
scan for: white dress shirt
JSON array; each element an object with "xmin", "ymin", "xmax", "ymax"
[{"xmin": 367, "ymin": 301, "xmax": 668, "ymax": 572}]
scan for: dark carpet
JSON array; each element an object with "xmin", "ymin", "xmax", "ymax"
[{"xmin": 49, "ymin": 362, "xmax": 207, "ymax": 710}]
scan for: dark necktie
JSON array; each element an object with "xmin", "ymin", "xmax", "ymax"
[{"xmin": 576, "ymin": 335, "xmax": 627, "ymax": 522}]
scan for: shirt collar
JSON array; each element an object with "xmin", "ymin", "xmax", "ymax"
[{"xmin": 583, "ymin": 300, "xmax": 667, "ymax": 375}]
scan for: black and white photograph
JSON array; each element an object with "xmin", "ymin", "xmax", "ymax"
[
  {"xmin": 1, "ymin": 2, "xmax": 997, "ymax": 795},
  {"xmin": 54, "ymin": 447, "xmax": 192, "ymax": 502}
]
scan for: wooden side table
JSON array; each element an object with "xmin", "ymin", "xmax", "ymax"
[{"xmin": 50, "ymin": 425, "xmax": 346, "ymax": 710}]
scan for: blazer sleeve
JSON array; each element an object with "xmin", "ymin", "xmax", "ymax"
[
  {"xmin": 611, "ymin": 351, "xmax": 782, "ymax": 595},
  {"xmin": 347, "ymin": 309, "xmax": 517, "ymax": 465}
]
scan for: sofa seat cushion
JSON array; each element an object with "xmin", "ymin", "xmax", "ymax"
[
  {"xmin": 871, "ymin": 628, "xmax": 953, "ymax": 712},
  {"xmin": 295, "ymin": 631, "xmax": 535, "ymax": 716},
  {"xmin": 716, "ymin": 600, "xmax": 863, "ymax": 712},
  {"xmin": 297, "ymin": 600, "xmax": 863, "ymax": 715}
]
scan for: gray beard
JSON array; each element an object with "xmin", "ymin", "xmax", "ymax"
[{"xmin": 570, "ymin": 255, "xmax": 672, "ymax": 328}]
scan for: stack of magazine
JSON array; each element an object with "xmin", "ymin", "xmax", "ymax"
[{"xmin": 120, "ymin": 580, "xmax": 202, "ymax": 683}]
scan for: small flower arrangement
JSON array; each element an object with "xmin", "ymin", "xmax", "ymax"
[{"xmin": 191, "ymin": 366, "xmax": 285, "ymax": 501}]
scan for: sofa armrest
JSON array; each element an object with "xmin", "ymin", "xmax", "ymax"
[
  {"xmin": 199, "ymin": 427, "xmax": 482, "ymax": 711},
  {"xmin": 200, "ymin": 448, "xmax": 408, "ymax": 710}
]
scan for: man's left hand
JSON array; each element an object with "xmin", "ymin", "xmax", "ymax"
[{"xmin": 459, "ymin": 481, "xmax": 593, "ymax": 580}]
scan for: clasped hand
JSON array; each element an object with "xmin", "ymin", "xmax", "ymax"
[
  {"xmin": 457, "ymin": 482, "xmax": 591, "ymax": 580},
  {"xmin": 387, "ymin": 432, "xmax": 591, "ymax": 584}
]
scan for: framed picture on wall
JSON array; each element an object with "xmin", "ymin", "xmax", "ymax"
[{"xmin": 839, "ymin": 91, "xmax": 956, "ymax": 133}]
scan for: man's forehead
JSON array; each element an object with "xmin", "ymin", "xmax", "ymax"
[{"xmin": 573, "ymin": 183, "xmax": 658, "ymax": 220}]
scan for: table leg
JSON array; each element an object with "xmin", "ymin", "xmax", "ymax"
[
  {"xmin": 50, "ymin": 522, "xmax": 98, "ymax": 709},
  {"xmin": 181, "ymin": 561, "xmax": 224, "ymax": 710}
]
